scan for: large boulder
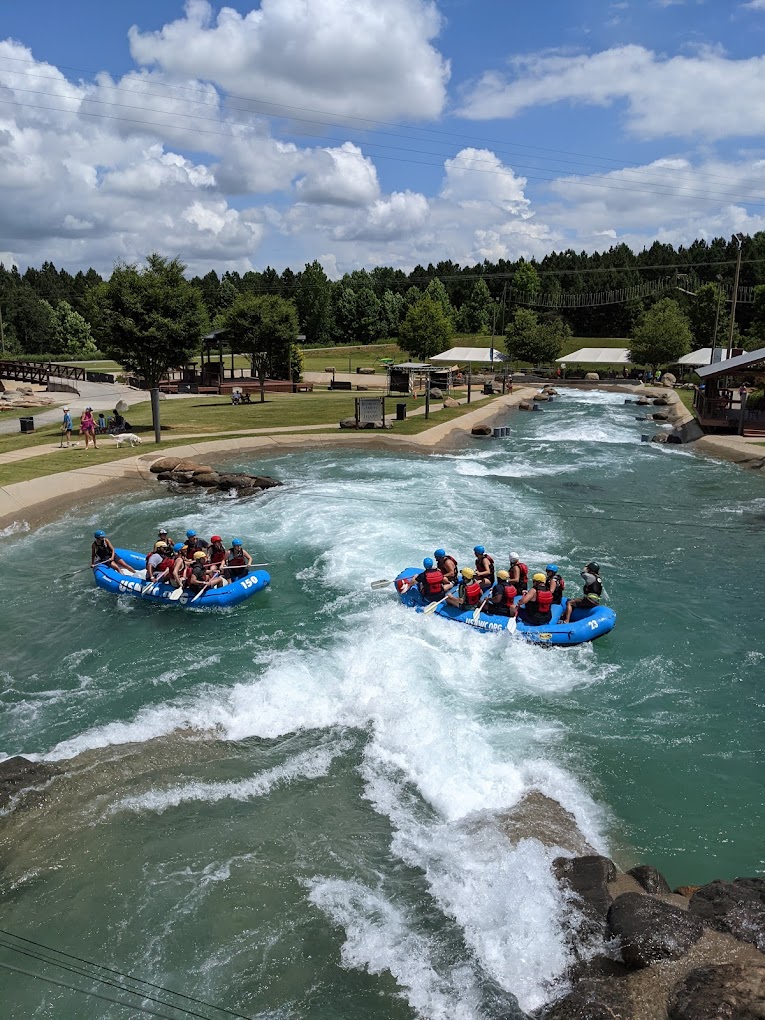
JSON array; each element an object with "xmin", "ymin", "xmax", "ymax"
[
  {"xmin": 0, "ymin": 756, "xmax": 60, "ymax": 811},
  {"xmin": 689, "ymin": 879, "xmax": 765, "ymax": 951},
  {"xmin": 339, "ymin": 417, "xmax": 358, "ymax": 429},
  {"xmin": 518, "ymin": 401, "xmax": 533, "ymax": 411},
  {"xmin": 443, "ymin": 397, "xmax": 460, "ymax": 408},
  {"xmin": 668, "ymin": 963, "xmax": 765, "ymax": 1020},
  {"xmin": 652, "ymin": 411, "xmax": 670, "ymax": 421},
  {"xmin": 471, "ymin": 425, "xmax": 493, "ymax": 436},
  {"xmin": 540, "ymin": 978, "xmax": 634, "ymax": 1020},
  {"xmin": 554, "ymin": 855, "xmax": 617, "ymax": 937},
  {"xmin": 607, "ymin": 892, "xmax": 704, "ymax": 968},
  {"xmin": 150, "ymin": 457, "xmax": 183, "ymax": 473},
  {"xmin": 192, "ymin": 472, "xmax": 221, "ymax": 487},
  {"xmin": 585, "ymin": 372, "xmax": 600, "ymax": 381},
  {"xmin": 662, "ymin": 372, "xmax": 677, "ymax": 387},
  {"xmin": 429, "ymin": 387, "xmax": 443, "ymax": 399},
  {"xmin": 627, "ymin": 865, "xmax": 671, "ymax": 896}
]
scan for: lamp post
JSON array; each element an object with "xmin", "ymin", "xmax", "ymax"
[
  {"xmin": 727, "ymin": 233, "xmax": 745, "ymax": 359},
  {"xmin": 711, "ymin": 274, "xmax": 723, "ymax": 366}
]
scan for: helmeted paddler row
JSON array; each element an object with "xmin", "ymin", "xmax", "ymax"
[{"xmin": 410, "ymin": 546, "xmax": 604, "ymax": 627}]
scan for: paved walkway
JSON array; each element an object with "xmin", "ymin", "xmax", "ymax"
[
  {"xmin": 0, "ymin": 391, "xmax": 497, "ymax": 466},
  {"xmin": 0, "ymin": 389, "xmax": 532, "ymax": 526},
  {"xmin": 0, "ymin": 379, "xmax": 151, "ymax": 435}
]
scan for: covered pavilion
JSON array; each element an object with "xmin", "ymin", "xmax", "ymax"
[{"xmin": 694, "ymin": 346, "xmax": 765, "ymax": 434}]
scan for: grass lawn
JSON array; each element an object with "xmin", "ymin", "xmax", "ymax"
[
  {"xmin": 0, "ymin": 404, "xmax": 59, "ymax": 420},
  {"xmin": 677, "ymin": 389, "xmax": 696, "ymax": 413},
  {"xmin": 0, "ymin": 391, "xmax": 506, "ymax": 485}
]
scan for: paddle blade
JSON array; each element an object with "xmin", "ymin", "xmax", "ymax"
[
  {"xmin": 506, "ymin": 617, "xmax": 518, "ymax": 634},
  {"xmin": 168, "ymin": 586, "xmax": 184, "ymax": 601},
  {"xmin": 423, "ymin": 596, "xmax": 446, "ymax": 616},
  {"xmin": 473, "ymin": 598, "xmax": 488, "ymax": 622},
  {"xmin": 370, "ymin": 579, "xmax": 392, "ymax": 590}
]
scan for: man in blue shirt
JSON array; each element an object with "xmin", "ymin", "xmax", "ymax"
[{"xmin": 61, "ymin": 406, "xmax": 73, "ymax": 447}]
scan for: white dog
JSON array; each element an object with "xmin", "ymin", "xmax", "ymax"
[{"xmin": 112, "ymin": 433, "xmax": 143, "ymax": 448}]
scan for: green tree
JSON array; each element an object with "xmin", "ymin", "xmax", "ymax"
[
  {"xmin": 687, "ymin": 282, "xmax": 731, "ymax": 350},
  {"xmin": 457, "ymin": 278, "xmax": 493, "ymax": 333},
  {"xmin": 380, "ymin": 289, "xmax": 404, "ymax": 338},
  {"xmin": 398, "ymin": 296, "xmax": 451, "ymax": 360},
  {"xmin": 100, "ymin": 253, "xmax": 207, "ymax": 443},
  {"xmin": 744, "ymin": 284, "xmax": 765, "ymax": 351},
  {"xmin": 628, "ymin": 298, "xmax": 692, "ymax": 369},
  {"xmin": 295, "ymin": 260, "xmax": 332, "ymax": 344},
  {"xmin": 511, "ymin": 262, "xmax": 541, "ymax": 305},
  {"xmin": 221, "ymin": 293, "xmax": 299, "ymax": 402},
  {"xmin": 504, "ymin": 308, "xmax": 568, "ymax": 364},
  {"xmin": 49, "ymin": 300, "xmax": 98, "ymax": 357},
  {"xmin": 424, "ymin": 278, "xmax": 455, "ymax": 330}
]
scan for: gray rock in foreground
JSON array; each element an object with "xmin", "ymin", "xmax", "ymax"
[
  {"xmin": 539, "ymin": 977, "xmax": 633, "ymax": 1020},
  {"xmin": 627, "ymin": 864, "xmax": 671, "ymax": 896},
  {"xmin": 689, "ymin": 879, "xmax": 765, "ymax": 952},
  {"xmin": 668, "ymin": 963, "xmax": 765, "ymax": 1020},
  {"xmin": 0, "ymin": 756, "xmax": 60, "ymax": 810},
  {"xmin": 608, "ymin": 892, "xmax": 704, "ymax": 968}
]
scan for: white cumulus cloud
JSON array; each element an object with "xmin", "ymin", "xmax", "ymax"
[
  {"xmin": 457, "ymin": 45, "xmax": 765, "ymax": 140},
  {"xmin": 129, "ymin": 0, "xmax": 450, "ymax": 122}
]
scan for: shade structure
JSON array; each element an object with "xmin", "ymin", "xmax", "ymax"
[
  {"xmin": 555, "ymin": 347, "xmax": 631, "ymax": 364},
  {"xmin": 676, "ymin": 348, "xmax": 728, "ymax": 366},
  {"xmin": 430, "ymin": 347, "xmax": 509, "ymax": 363},
  {"xmin": 697, "ymin": 346, "xmax": 765, "ymax": 379}
]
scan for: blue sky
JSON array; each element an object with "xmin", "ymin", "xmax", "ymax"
[{"xmin": 2, "ymin": 0, "xmax": 765, "ymax": 277}]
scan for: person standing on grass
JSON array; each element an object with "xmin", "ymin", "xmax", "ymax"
[
  {"xmin": 61, "ymin": 406, "xmax": 73, "ymax": 447},
  {"xmin": 80, "ymin": 407, "xmax": 98, "ymax": 450}
]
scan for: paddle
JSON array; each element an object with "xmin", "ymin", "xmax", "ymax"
[
  {"xmin": 190, "ymin": 572, "xmax": 220, "ymax": 604},
  {"xmin": 423, "ymin": 594, "xmax": 450, "ymax": 616},
  {"xmin": 64, "ymin": 564, "xmax": 98, "ymax": 579},
  {"xmin": 167, "ymin": 584, "xmax": 185, "ymax": 602},
  {"xmin": 370, "ymin": 579, "xmax": 393, "ymax": 590},
  {"xmin": 141, "ymin": 569, "xmax": 167, "ymax": 595},
  {"xmin": 473, "ymin": 597, "xmax": 489, "ymax": 622}
]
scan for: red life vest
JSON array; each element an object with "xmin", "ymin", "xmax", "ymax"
[
  {"xmin": 516, "ymin": 562, "xmax": 528, "ymax": 589},
  {"xmin": 501, "ymin": 582, "xmax": 518, "ymax": 608},
  {"xmin": 158, "ymin": 556, "xmax": 176, "ymax": 574},
  {"xmin": 475, "ymin": 553, "xmax": 495, "ymax": 581},
  {"xmin": 534, "ymin": 588, "xmax": 553, "ymax": 613},
  {"xmin": 463, "ymin": 580, "xmax": 482, "ymax": 606},
  {"xmin": 438, "ymin": 556, "xmax": 458, "ymax": 578},
  {"xmin": 209, "ymin": 547, "xmax": 226, "ymax": 565},
  {"xmin": 423, "ymin": 568, "xmax": 445, "ymax": 596},
  {"xmin": 228, "ymin": 550, "xmax": 246, "ymax": 566}
]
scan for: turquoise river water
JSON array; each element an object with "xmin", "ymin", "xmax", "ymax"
[{"xmin": 1, "ymin": 388, "xmax": 763, "ymax": 1019}]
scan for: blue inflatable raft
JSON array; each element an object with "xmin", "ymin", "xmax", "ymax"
[
  {"xmin": 93, "ymin": 548, "xmax": 270, "ymax": 609},
  {"xmin": 394, "ymin": 567, "xmax": 616, "ymax": 646}
]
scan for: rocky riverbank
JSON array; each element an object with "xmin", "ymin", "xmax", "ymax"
[
  {"xmin": 533, "ymin": 855, "xmax": 764, "ymax": 1020},
  {"xmin": 148, "ymin": 456, "xmax": 282, "ymax": 497}
]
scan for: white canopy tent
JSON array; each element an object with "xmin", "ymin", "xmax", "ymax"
[
  {"xmin": 430, "ymin": 347, "xmax": 509, "ymax": 363},
  {"xmin": 555, "ymin": 347, "xmax": 631, "ymax": 365},
  {"xmin": 676, "ymin": 348, "xmax": 728, "ymax": 367}
]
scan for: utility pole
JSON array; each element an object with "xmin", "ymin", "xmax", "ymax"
[
  {"xmin": 0, "ymin": 299, "xmax": 5, "ymax": 357},
  {"xmin": 711, "ymin": 274, "xmax": 723, "ymax": 366},
  {"xmin": 727, "ymin": 233, "xmax": 745, "ymax": 359}
]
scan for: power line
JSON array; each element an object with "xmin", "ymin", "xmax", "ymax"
[
  {"xmin": 0, "ymin": 52, "xmax": 754, "ymax": 190},
  {"xmin": 0, "ymin": 929, "xmax": 256, "ymax": 1020},
  {"xmin": 2, "ymin": 89, "xmax": 765, "ymax": 209},
  {"xmin": 2, "ymin": 65, "xmax": 760, "ymax": 199}
]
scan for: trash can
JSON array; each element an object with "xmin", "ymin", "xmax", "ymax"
[
  {"xmin": 396, "ymin": 403, "xmax": 407, "ymax": 421},
  {"xmin": 19, "ymin": 416, "xmax": 34, "ymax": 434},
  {"xmin": 483, "ymin": 382, "xmax": 494, "ymax": 395}
]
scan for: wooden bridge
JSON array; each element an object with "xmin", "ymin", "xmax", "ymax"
[{"xmin": 0, "ymin": 360, "xmax": 115, "ymax": 387}]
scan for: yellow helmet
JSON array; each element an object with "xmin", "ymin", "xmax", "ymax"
[
  {"xmin": 193, "ymin": 551, "xmax": 207, "ymax": 560},
  {"xmin": 154, "ymin": 540, "xmax": 168, "ymax": 550},
  {"xmin": 461, "ymin": 566, "xmax": 475, "ymax": 579},
  {"xmin": 497, "ymin": 570, "xmax": 510, "ymax": 581},
  {"xmin": 532, "ymin": 572, "xmax": 547, "ymax": 583}
]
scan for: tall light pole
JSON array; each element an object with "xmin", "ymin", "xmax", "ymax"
[
  {"xmin": 727, "ymin": 233, "xmax": 745, "ymax": 359},
  {"xmin": 710, "ymin": 274, "xmax": 723, "ymax": 366}
]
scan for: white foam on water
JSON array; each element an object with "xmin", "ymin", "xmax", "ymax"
[
  {"xmin": 110, "ymin": 740, "xmax": 352, "ymax": 815},
  {"xmin": 0, "ymin": 520, "xmax": 30, "ymax": 539},
  {"xmin": 308, "ymin": 878, "xmax": 488, "ymax": 1020}
]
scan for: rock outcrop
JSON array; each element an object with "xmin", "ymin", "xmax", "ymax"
[
  {"xmin": 0, "ymin": 756, "xmax": 60, "ymax": 811},
  {"xmin": 607, "ymin": 893, "xmax": 704, "ymax": 968},
  {"xmin": 668, "ymin": 963, "xmax": 765, "ymax": 1019},
  {"xmin": 689, "ymin": 879, "xmax": 765, "ymax": 951},
  {"xmin": 150, "ymin": 458, "xmax": 281, "ymax": 497}
]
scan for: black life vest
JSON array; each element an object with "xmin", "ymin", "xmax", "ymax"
[
  {"xmin": 462, "ymin": 580, "xmax": 483, "ymax": 606},
  {"xmin": 438, "ymin": 556, "xmax": 458, "ymax": 578},
  {"xmin": 584, "ymin": 577, "xmax": 603, "ymax": 597},
  {"xmin": 422, "ymin": 568, "xmax": 445, "ymax": 596},
  {"xmin": 228, "ymin": 550, "xmax": 246, "ymax": 566},
  {"xmin": 93, "ymin": 540, "xmax": 111, "ymax": 564},
  {"xmin": 549, "ymin": 574, "xmax": 565, "ymax": 604}
]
